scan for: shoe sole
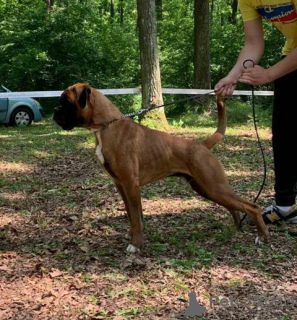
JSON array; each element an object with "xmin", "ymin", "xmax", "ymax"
[
  {"xmin": 287, "ymin": 217, "xmax": 297, "ymax": 224},
  {"xmin": 246, "ymin": 216, "xmax": 297, "ymax": 225}
]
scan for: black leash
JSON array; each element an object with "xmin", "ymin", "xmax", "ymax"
[
  {"xmin": 239, "ymin": 59, "xmax": 267, "ymax": 228},
  {"xmin": 238, "ymin": 60, "xmax": 297, "ymax": 237},
  {"xmin": 102, "ymin": 90, "xmax": 216, "ymax": 127}
]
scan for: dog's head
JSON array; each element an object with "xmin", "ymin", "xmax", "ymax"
[{"xmin": 53, "ymin": 83, "xmax": 92, "ymax": 130}]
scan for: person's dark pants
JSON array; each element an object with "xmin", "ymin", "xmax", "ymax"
[{"xmin": 272, "ymin": 64, "xmax": 297, "ymax": 206}]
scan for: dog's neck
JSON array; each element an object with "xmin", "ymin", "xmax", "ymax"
[{"xmin": 90, "ymin": 90, "xmax": 123, "ymax": 127}]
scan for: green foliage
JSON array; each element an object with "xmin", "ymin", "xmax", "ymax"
[
  {"xmin": 168, "ymin": 96, "xmax": 273, "ymax": 129},
  {"xmin": 0, "ymin": 0, "xmax": 140, "ymax": 108},
  {"xmin": 0, "ymin": 0, "xmax": 283, "ymax": 115},
  {"xmin": 220, "ymin": 96, "xmax": 273, "ymax": 127},
  {"xmin": 159, "ymin": 0, "xmax": 194, "ymax": 88}
]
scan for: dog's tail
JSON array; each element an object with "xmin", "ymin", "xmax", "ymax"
[{"xmin": 202, "ymin": 96, "xmax": 226, "ymax": 150}]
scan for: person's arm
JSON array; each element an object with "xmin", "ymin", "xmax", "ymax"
[
  {"xmin": 215, "ymin": 18, "xmax": 264, "ymax": 96},
  {"xmin": 240, "ymin": 47, "xmax": 297, "ymax": 85}
]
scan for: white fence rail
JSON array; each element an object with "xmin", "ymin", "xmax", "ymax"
[{"xmin": 0, "ymin": 88, "xmax": 274, "ymax": 99}]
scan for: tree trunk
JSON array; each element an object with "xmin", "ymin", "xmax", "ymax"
[
  {"xmin": 44, "ymin": 0, "xmax": 54, "ymax": 13},
  {"xmin": 119, "ymin": 0, "xmax": 124, "ymax": 24},
  {"xmin": 194, "ymin": 0, "xmax": 211, "ymax": 90},
  {"xmin": 210, "ymin": 0, "xmax": 214, "ymax": 19},
  {"xmin": 156, "ymin": 0, "xmax": 162, "ymax": 21},
  {"xmin": 110, "ymin": 0, "xmax": 115, "ymax": 18},
  {"xmin": 136, "ymin": 0, "xmax": 168, "ymax": 130},
  {"xmin": 229, "ymin": 0, "xmax": 238, "ymax": 24}
]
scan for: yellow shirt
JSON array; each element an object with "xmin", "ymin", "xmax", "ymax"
[{"xmin": 239, "ymin": 0, "xmax": 297, "ymax": 55}]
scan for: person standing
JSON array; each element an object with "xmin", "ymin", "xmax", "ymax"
[{"xmin": 215, "ymin": 0, "xmax": 297, "ymax": 224}]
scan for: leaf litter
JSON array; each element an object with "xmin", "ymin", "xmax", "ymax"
[{"xmin": 0, "ymin": 124, "xmax": 296, "ymax": 319}]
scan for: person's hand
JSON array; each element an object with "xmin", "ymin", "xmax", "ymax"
[
  {"xmin": 239, "ymin": 65, "xmax": 272, "ymax": 86},
  {"xmin": 214, "ymin": 76, "xmax": 237, "ymax": 96}
]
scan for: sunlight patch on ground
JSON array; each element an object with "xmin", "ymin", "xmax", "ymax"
[
  {"xmin": 142, "ymin": 198, "xmax": 214, "ymax": 215},
  {"xmin": 58, "ymin": 129, "xmax": 87, "ymax": 136},
  {"xmin": 227, "ymin": 145, "xmax": 248, "ymax": 151},
  {"xmin": 1, "ymin": 192, "xmax": 26, "ymax": 203},
  {"xmin": 225, "ymin": 170, "xmax": 254, "ymax": 177},
  {"xmin": 226, "ymin": 127, "xmax": 272, "ymax": 140},
  {"xmin": 29, "ymin": 132, "xmax": 59, "ymax": 138},
  {"xmin": 0, "ymin": 161, "xmax": 34, "ymax": 173},
  {"xmin": 210, "ymin": 265, "xmax": 297, "ymax": 295},
  {"xmin": 0, "ymin": 209, "xmax": 27, "ymax": 228},
  {"xmin": 0, "ymin": 135, "xmax": 30, "ymax": 141},
  {"xmin": 0, "ymin": 215, "xmax": 21, "ymax": 228},
  {"xmin": 0, "ymin": 275, "xmax": 100, "ymax": 318},
  {"xmin": 30, "ymin": 150, "xmax": 52, "ymax": 158},
  {"xmin": 0, "ymin": 134, "xmax": 10, "ymax": 138},
  {"xmin": 79, "ymin": 140, "xmax": 96, "ymax": 150}
]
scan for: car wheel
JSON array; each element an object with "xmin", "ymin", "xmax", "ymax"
[{"xmin": 10, "ymin": 107, "xmax": 33, "ymax": 127}]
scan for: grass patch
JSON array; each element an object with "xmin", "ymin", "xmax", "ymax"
[
  {"xmin": 168, "ymin": 95, "xmax": 272, "ymax": 128},
  {"xmin": 0, "ymin": 105, "xmax": 296, "ymax": 320}
]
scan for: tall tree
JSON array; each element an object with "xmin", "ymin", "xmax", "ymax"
[
  {"xmin": 193, "ymin": 0, "xmax": 211, "ymax": 90},
  {"xmin": 44, "ymin": 0, "xmax": 54, "ymax": 13},
  {"xmin": 136, "ymin": 0, "xmax": 168, "ymax": 129},
  {"xmin": 119, "ymin": 0, "xmax": 124, "ymax": 24},
  {"xmin": 229, "ymin": 0, "xmax": 238, "ymax": 24},
  {"xmin": 156, "ymin": 0, "xmax": 162, "ymax": 20},
  {"xmin": 110, "ymin": 0, "xmax": 115, "ymax": 18}
]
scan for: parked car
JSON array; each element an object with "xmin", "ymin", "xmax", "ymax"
[{"xmin": 0, "ymin": 85, "xmax": 43, "ymax": 126}]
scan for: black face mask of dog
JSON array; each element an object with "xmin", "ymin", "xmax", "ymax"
[{"xmin": 53, "ymin": 87, "xmax": 90, "ymax": 130}]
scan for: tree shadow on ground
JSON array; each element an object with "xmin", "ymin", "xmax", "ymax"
[{"xmin": 1, "ymin": 122, "xmax": 296, "ymax": 319}]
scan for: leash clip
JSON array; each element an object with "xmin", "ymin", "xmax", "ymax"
[{"xmin": 243, "ymin": 59, "xmax": 255, "ymax": 69}]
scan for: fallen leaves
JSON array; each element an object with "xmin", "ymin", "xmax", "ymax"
[{"xmin": 0, "ymin": 124, "xmax": 296, "ymax": 319}]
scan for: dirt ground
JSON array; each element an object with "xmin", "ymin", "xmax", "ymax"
[{"xmin": 0, "ymin": 123, "xmax": 296, "ymax": 319}]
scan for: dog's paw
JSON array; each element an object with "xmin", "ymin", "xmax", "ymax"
[
  {"xmin": 255, "ymin": 236, "xmax": 264, "ymax": 245},
  {"xmin": 126, "ymin": 244, "xmax": 141, "ymax": 253}
]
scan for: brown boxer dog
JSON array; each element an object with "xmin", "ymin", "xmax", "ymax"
[{"xmin": 54, "ymin": 83, "xmax": 269, "ymax": 252}]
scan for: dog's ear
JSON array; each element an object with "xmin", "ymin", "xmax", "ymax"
[{"xmin": 77, "ymin": 86, "xmax": 91, "ymax": 109}]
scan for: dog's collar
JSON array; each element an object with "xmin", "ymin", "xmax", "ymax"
[
  {"xmin": 89, "ymin": 117, "xmax": 126, "ymax": 133},
  {"xmin": 88, "ymin": 105, "xmax": 156, "ymax": 133},
  {"xmin": 88, "ymin": 105, "xmax": 153, "ymax": 133},
  {"xmin": 96, "ymin": 107, "xmax": 151, "ymax": 131}
]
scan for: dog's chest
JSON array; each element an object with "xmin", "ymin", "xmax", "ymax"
[
  {"xmin": 95, "ymin": 132, "xmax": 105, "ymax": 165},
  {"xmin": 95, "ymin": 131, "xmax": 106, "ymax": 171},
  {"xmin": 94, "ymin": 133, "xmax": 115, "ymax": 180}
]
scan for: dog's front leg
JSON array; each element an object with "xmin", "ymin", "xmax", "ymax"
[
  {"xmin": 115, "ymin": 182, "xmax": 131, "ymax": 222},
  {"xmin": 115, "ymin": 182, "xmax": 133, "ymax": 239},
  {"xmin": 118, "ymin": 181, "xmax": 144, "ymax": 253},
  {"xmin": 229, "ymin": 210, "xmax": 241, "ymax": 230}
]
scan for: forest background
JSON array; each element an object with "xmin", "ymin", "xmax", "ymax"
[{"xmin": 0, "ymin": 0, "xmax": 283, "ymax": 116}]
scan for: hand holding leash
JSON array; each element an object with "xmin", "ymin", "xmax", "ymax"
[
  {"xmin": 243, "ymin": 59, "xmax": 255, "ymax": 69},
  {"xmin": 241, "ymin": 60, "xmax": 270, "ymax": 86}
]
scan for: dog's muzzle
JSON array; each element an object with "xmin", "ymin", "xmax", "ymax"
[{"xmin": 53, "ymin": 106, "xmax": 76, "ymax": 131}]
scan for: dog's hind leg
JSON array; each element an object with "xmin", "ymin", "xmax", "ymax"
[
  {"xmin": 189, "ymin": 177, "xmax": 269, "ymax": 242},
  {"xmin": 190, "ymin": 180, "xmax": 241, "ymax": 230},
  {"xmin": 207, "ymin": 186, "xmax": 268, "ymax": 241}
]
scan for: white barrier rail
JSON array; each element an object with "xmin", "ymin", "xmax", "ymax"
[{"xmin": 0, "ymin": 88, "xmax": 274, "ymax": 99}]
